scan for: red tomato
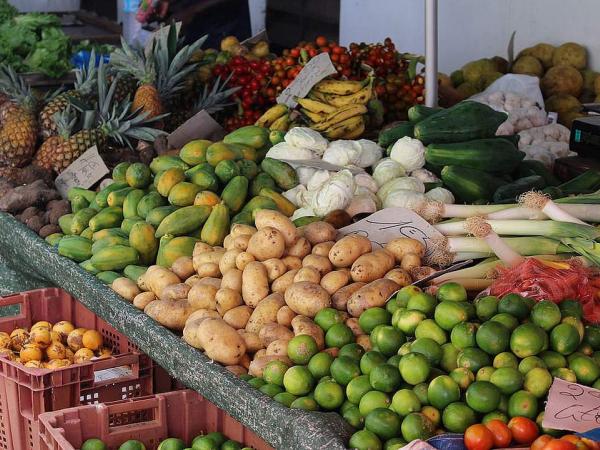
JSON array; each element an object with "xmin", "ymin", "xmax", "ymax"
[
  {"xmin": 315, "ymin": 36, "xmax": 328, "ymax": 47},
  {"xmin": 464, "ymin": 424, "xmax": 494, "ymax": 450},
  {"xmin": 581, "ymin": 438, "xmax": 600, "ymax": 450},
  {"xmin": 543, "ymin": 439, "xmax": 578, "ymax": 450},
  {"xmin": 532, "ymin": 435, "xmax": 555, "ymax": 450},
  {"xmin": 561, "ymin": 435, "xmax": 591, "ymax": 450},
  {"xmin": 484, "ymin": 420, "xmax": 512, "ymax": 447},
  {"xmin": 508, "ymin": 417, "xmax": 539, "ymax": 445}
]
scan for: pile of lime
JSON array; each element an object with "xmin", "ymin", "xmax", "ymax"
[
  {"xmin": 81, "ymin": 432, "xmax": 251, "ymax": 450},
  {"xmin": 241, "ymin": 283, "xmax": 600, "ymax": 450}
]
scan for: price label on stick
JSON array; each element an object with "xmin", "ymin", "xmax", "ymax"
[
  {"xmin": 167, "ymin": 110, "xmax": 226, "ymax": 149},
  {"xmin": 54, "ymin": 145, "xmax": 109, "ymax": 198},
  {"xmin": 543, "ymin": 378, "xmax": 600, "ymax": 433},
  {"xmin": 241, "ymin": 29, "xmax": 268, "ymax": 46},
  {"xmin": 277, "ymin": 53, "xmax": 337, "ymax": 107}
]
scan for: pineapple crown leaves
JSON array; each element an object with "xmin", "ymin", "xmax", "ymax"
[
  {"xmin": 0, "ymin": 64, "xmax": 36, "ymax": 110},
  {"xmin": 74, "ymin": 49, "xmax": 99, "ymax": 96},
  {"xmin": 110, "ymin": 37, "xmax": 156, "ymax": 86},
  {"xmin": 52, "ymin": 105, "xmax": 79, "ymax": 139},
  {"xmin": 193, "ymin": 72, "xmax": 240, "ymax": 114}
]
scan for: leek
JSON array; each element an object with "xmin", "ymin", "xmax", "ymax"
[
  {"xmin": 440, "ymin": 236, "xmax": 570, "ymax": 256},
  {"xmin": 464, "ymin": 217, "xmax": 524, "ymax": 266},
  {"xmin": 519, "ymin": 191, "xmax": 587, "ymax": 225},
  {"xmin": 556, "ymin": 190, "xmax": 600, "ymax": 204},
  {"xmin": 433, "ymin": 258, "xmax": 502, "ymax": 283},
  {"xmin": 487, "ymin": 204, "xmax": 600, "ymax": 222},
  {"xmin": 560, "ymin": 238, "xmax": 600, "ymax": 266}
]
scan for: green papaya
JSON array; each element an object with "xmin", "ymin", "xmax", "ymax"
[
  {"xmin": 251, "ymin": 172, "xmax": 278, "ymax": 197},
  {"xmin": 58, "ymin": 214, "xmax": 74, "ymax": 235},
  {"xmin": 146, "ymin": 205, "xmax": 179, "ymax": 227},
  {"xmin": 156, "ymin": 168, "xmax": 186, "ymax": 197},
  {"xmin": 206, "ymin": 142, "xmax": 239, "ymax": 167},
  {"xmin": 215, "ymin": 159, "xmax": 240, "ymax": 184},
  {"xmin": 180, "ymin": 139, "xmax": 212, "ymax": 165},
  {"xmin": 92, "ymin": 228, "xmax": 128, "ymax": 242},
  {"xmin": 92, "ymin": 235, "xmax": 130, "ymax": 254},
  {"xmin": 123, "ymin": 265, "xmax": 148, "ymax": 283},
  {"xmin": 121, "ymin": 217, "xmax": 144, "ymax": 234},
  {"xmin": 96, "ymin": 271, "xmax": 121, "ymax": 284},
  {"xmin": 70, "ymin": 208, "xmax": 97, "ymax": 235},
  {"xmin": 221, "ymin": 176, "xmax": 249, "ymax": 213},
  {"xmin": 241, "ymin": 195, "xmax": 278, "ymax": 214},
  {"xmin": 70, "ymin": 195, "xmax": 90, "ymax": 213},
  {"xmin": 125, "ymin": 163, "xmax": 152, "ymax": 188},
  {"xmin": 293, "ymin": 216, "xmax": 321, "ymax": 227},
  {"xmin": 269, "ymin": 130, "xmax": 285, "ymax": 145},
  {"xmin": 129, "ymin": 222, "xmax": 159, "ymax": 265},
  {"xmin": 155, "ymin": 205, "xmax": 211, "ymax": 237},
  {"xmin": 237, "ymin": 160, "xmax": 259, "ymax": 180},
  {"xmin": 189, "ymin": 169, "xmax": 219, "ymax": 192},
  {"xmin": 231, "ymin": 210, "xmax": 253, "ymax": 225},
  {"xmin": 45, "ymin": 233, "xmax": 64, "ymax": 246},
  {"xmin": 157, "ymin": 235, "xmax": 199, "ymax": 268},
  {"xmin": 168, "ymin": 182, "xmax": 201, "ymax": 206},
  {"xmin": 88, "ymin": 207, "xmax": 124, "ymax": 232},
  {"xmin": 149, "ymin": 155, "xmax": 189, "ymax": 174},
  {"xmin": 201, "ymin": 203, "xmax": 230, "ymax": 246},
  {"xmin": 67, "ymin": 187, "xmax": 96, "ymax": 204},
  {"xmin": 107, "ymin": 187, "xmax": 134, "ymax": 207},
  {"xmin": 58, "ymin": 235, "xmax": 93, "ymax": 262},
  {"xmin": 112, "ymin": 162, "xmax": 131, "ymax": 182},
  {"xmin": 94, "ymin": 182, "xmax": 129, "ymax": 209},
  {"xmin": 123, "ymin": 189, "xmax": 146, "ymax": 219},
  {"xmin": 185, "ymin": 163, "xmax": 215, "ymax": 179},
  {"xmin": 91, "ymin": 245, "xmax": 140, "ymax": 271},
  {"xmin": 137, "ymin": 192, "xmax": 167, "ymax": 219},
  {"xmin": 223, "ymin": 125, "xmax": 269, "ymax": 149},
  {"xmin": 79, "ymin": 259, "xmax": 100, "ymax": 274},
  {"xmin": 260, "ymin": 158, "xmax": 299, "ymax": 190},
  {"xmin": 80, "ymin": 227, "xmax": 93, "ymax": 240}
]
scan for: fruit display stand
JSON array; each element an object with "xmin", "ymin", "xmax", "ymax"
[{"xmin": 0, "ymin": 212, "xmax": 353, "ymax": 450}]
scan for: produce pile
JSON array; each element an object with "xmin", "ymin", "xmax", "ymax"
[{"xmin": 81, "ymin": 432, "xmax": 251, "ymax": 450}]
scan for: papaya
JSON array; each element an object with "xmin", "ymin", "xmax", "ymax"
[
  {"xmin": 201, "ymin": 203, "xmax": 230, "ymax": 246},
  {"xmin": 194, "ymin": 191, "xmax": 220, "ymax": 207},
  {"xmin": 189, "ymin": 168, "xmax": 219, "ymax": 192},
  {"xmin": 92, "ymin": 228, "xmax": 128, "ymax": 242},
  {"xmin": 223, "ymin": 125, "xmax": 269, "ymax": 149},
  {"xmin": 121, "ymin": 217, "xmax": 144, "ymax": 234},
  {"xmin": 215, "ymin": 159, "xmax": 241, "ymax": 184},
  {"xmin": 92, "ymin": 235, "xmax": 130, "ymax": 254},
  {"xmin": 70, "ymin": 208, "xmax": 97, "ymax": 235},
  {"xmin": 378, "ymin": 121, "xmax": 415, "ymax": 148},
  {"xmin": 94, "ymin": 182, "xmax": 129, "ymax": 209},
  {"xmin": 259, "ymin": 188, "xmax": 296, "ymax": 216},
  {"xmin": 58, "ymin": 214, "xmax": 74, "ymax": 235},
  {"xmin": 269, "ymin": 130, "xmax": 285, "ymax": 145},
  {"xmin": 123, "ymin": 189, "xmax": 146, "ymax": 219},
  {"xmin": 157, "ymin": 235, "xmax": 199, "ymax": 268},
  {"xmin": 45, "ymin": 233, "xmax": 64, "ymax": 246},
  {"xmin": 123, "ymin": 265, "xmax": 148, "ymax": 283},
  {"xmin": 185, "ymin": 163, "xmax": 215, "ymax": 179},
  {"xmin": 260, "ymin": 158, "xmax": 299, "ymax": 190},
  {"xmin": 129, "ymin": 222, "xmax": 159, "ymax": 265},
  {"xmin": 221, "ymin": 176, "xmax": 249, "ymax": 213},
  {"xmin": 293, "ymin": 216, "xmax": 321, "ymax": 226},
  {"xmin": 58, "ymin": 235, "xmax": 93, "ymax": 262},
  {"xmin": 228, "ymin": 143, "xmax": 256, "ymax": 161},
  {"xmin": 179, "ymin": 139, "xmax": 212, "ymax": 165},
  {"xmin": 137, "ymin": 192, "xmax": 167, "ymax": 219},
  {"xmin": 168, "ymin": 182, "xmax": 202, "ymax": 206},
  {"xmin": 156, "ymin": 234, "xmax": 174, "ymax": 267},
  {"xmin": 96, "ymin": 271, "xmax": 121, "ymax": 284},
  {"xmin": 70, "ymin": 194, "xmax": 89, "ymax": 213},
  {"xmin": 237, "ymin": 160, "xmax": 259, "ymax": 180},
  {"xmin": 155, "ymin": 205, "xmax": 211, "ymax": 237},
  {"xmin": 241, "ymin": 195, "xmax": 278, "ymax": 214},
  {"xmin": 149, "ymin": 155, "xmax": 189, "ymax": 174},
  {"xmin": 67, "ymin": 187, "xmax": 96, "ymax": 204},
  {"xmin": 156, "ymin": 167, "xmax": 186, "ymax": 197},
  {"xmin": 112, "ymin": 162, "xmax": 131, "ymax": 182},
  {"xmin": 80, "ymin": 227, "xmax": 93, "ymax": 240},
  {"xmin": 145, "ymin": 206, "xmax": 179, "ymax": 227},
  {"xmin": 79, "ymin": 259, "xmax": 99, "ymax": 274},
  {"xmin": 88, "ymin": 207, "xmax": 124, "ymax": 232},
  {"xmin": 107, "ymin": 187, "xmax": 134, "ymax": 207},
  {"xmin": 126, "ymin": 163, "xmax": 152, "ymax": 188},
  {"xmin": 206, "ymin": 142, "xmax": 239, "ymax": 167},
  {"xmin": 231, "ymin": 210, "xmax": 253, "ymax": 225},
  {"xmin": 91, "ymin": 245, "xmax": 140, "ymax": 271},
  {"xmin": 251, "ymin": 172, "xmax": 278, "ymax": 197}
]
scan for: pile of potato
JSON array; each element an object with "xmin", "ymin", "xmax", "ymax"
[{"xmin": 111, "ymin": 210, "xmax": 433, "ymax": 374}]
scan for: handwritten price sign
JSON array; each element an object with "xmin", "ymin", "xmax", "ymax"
[
  {"xmin": 543, "ymin": 378, "xmax": 600, "ymax": 432},
  {"xmin": 54, "ymin": 146, "xmax": 109, "ymax": 198},
  {"xmin": 276, "ymin": 53, "xmax": 337, "ymax": 107}
]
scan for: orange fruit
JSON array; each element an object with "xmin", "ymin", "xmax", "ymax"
[
  {"xmin": 67, "ymin": 328, "xmax": 86, "ymax": 351},
  {"xmin": 82, "ymin": 330, "xmax": 103, "ymax": 351},
  {"xmin": 464, "ymin": 424, "xmax": 494, "ymax": 450}
]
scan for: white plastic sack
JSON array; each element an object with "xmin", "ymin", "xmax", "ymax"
[{"xmin": 470, "ymin": 74, "xmax": 545, "ymax": 110}]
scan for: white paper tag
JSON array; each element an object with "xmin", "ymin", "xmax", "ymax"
[
  {"xmin": 167, "ymin": 110, "xmax": 226, "ymax": 149},
  {"xmin": 276, "ymin": 53, "xmax": 337, "ymax": 107},
  {"xmin": 94, "ymin": 365, "xmax": 133, "ymax": 383},
  {"xmin": 241, "ymin": 29, "xmax": 268, "ymax": 46},
  {"xmin": 54, "ymin": 146, "xmax": 109, "ymax": 198},
  {"xmin": 542, "ymin": 378, "xmax": 600, "ymax": 432},
  {"xmin": 547, "ymin": 111, "xmax": 559, "ymax": 124},
  {"xmin": 279, "ymin": 159, "xmax": 365, "ymax": 175}
]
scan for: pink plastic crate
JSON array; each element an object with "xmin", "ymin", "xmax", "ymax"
[{"xmin": 38, "ymin": 390, "xmax": 273, "ymax": 450}]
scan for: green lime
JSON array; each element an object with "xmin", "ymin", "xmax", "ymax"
[
  {"xmin": 437, "ymin": 282, "xmax": 467, "ymax": 302},
  {"xmin": 283, "ymin": 366, "xmax": 315, "ymax": 395},
  {"xmin": 386, "ymin": 297, "xmax": 403, "ymax": 315},
  {"xmin": 476, "ymin": 321, "xmax": 510, "ymax": 355},
  {"xmin": 343, "ymin": 405, "xmax": 364, "ymax": 428},
  {"xmin": 387, "ymin": 354, "xmax": 401, "ymax": 367},
  {"xmin": 440, "ymin": 343, "xmax": 460, "ymax": 372},
  {"xmin": 191, "ymin": 437, "xmax": 216, "ymax": 450},
  {"xmin": 410, "ymin": 337, "xmax": 442, "ymax": 365},
  {"xmin": 498, "ymin": 293, "xmax": 530, "ymax": 320},
  {"xmin": 395, "ymin": 310, "xmax": 426, "ymax": 335},
  {"xmin": 531, "ymin": 300, "xmax": 562, "ymax": 331},
  {"xmin": 524, "ymin": 367, "xmax": 553, "ymax": 397},
  {"xmin": 339, "ymin": 343, "xmax": 365, "ymax": 362},
  {"xmin": 490, "ymin": 367, "xmax": 523, "ymax": 395},
  {"xmin": 475, "ymin": 296, "xmax": 499, "ymax": 321},
  {"xmin": 369, "ymin": 364, "xmax": 401, "ymax": 393},
  {"xmin": 314, "ymin": 308, "xmax": 346, "ymax": 331},
  {"xmin": 314, "ymin": 380, "xmax": 344, "ymax": 410},
  {"xmin": 239, "ymin": 374, "xmax": 253, "ymax": 381},
  {"xmin": 341, "ymin": 400, "xmax": 355, "ymax": 414},
  {"xmin": 383, "ymin": 438, "xmax": 407, "ymax": 450},
  {"xmin": 359, "ymin": 307, "xmax": 392, "ymax": 333},
  {"xmin": 307, "ymin": 352, "xmax": 334, "ymax": 379},
  {"xmin": 205, "ymin": 432, "xmax": 225, "ymax": 446},
  {"xmin": 498, "ymin": 395, "xmax": 509, "ymax": 413},
  {"xmin": 330, "ymin": 356, "xmax": 361, "ymax": 385},
  {"xmin": 365, "ymin": 408, "xmax": 402, "ymax": 440},
  {"xmin": 427, "ymin": 367, "xmax": 445, "ymax": 381},
  {"xmin": 568, "ymin": 352, "xmax": 586, "ymax": 364},
  {"xmin": 287, "ymin": 335, "xmax": 319, "ymax": 364},
  {"xmin": 396, "ymin": 286, "xmax": 422, "ymax": 306},
  {"xmin": 594, "ymin": 351, "xmax": 600, "ymax": 366},
  {"xmin": 259, "ymin": 383, "xmax": 283, "ymax": 398},
  {"xmin": 450, "ymin": 322, "xmax": 478, "ymax": 349},
  {"xmin": 359, "ymin": 390, "xmax": 391, "ymax": 416},
  {"xmin": 412, "ymin": 383, "xmax": 429, "ymax": 405},
  {"xmin": 594, "ymin": 379, "xmax": 600, "ymax": 389},
  {"xmin": 551, "ymin": 323, "xmax": 581, "ymax": 355},
  {"xmin": 508, "ymin": 390, "xmax": 538, "ymax": 419},
  {"xmin": 490, "ymin": 313, "xmax": 519, "ymax": 331},
  {"xmin": 510, "ymin": 323, "xmax": 548, "ymax": 358},
  {"xmin": 522, "ymin": 296, "xmax": 536, "ymax": 310},
  {"xmin": 391, "ymin": 308, "xmax": 405, "ymax": 329},
  {"xmin": 450, "ymin": 367, "xmax": 474, "ymax": 390},
  {"xmin": 559, "ymin": 299, "xmax": 583, "ymax": 319},
  {"xmin": 540, "ymin": 350, "xmax": 567, "ymax": 370},
  {"xmin": 518, "ymin": 356, "xmax": 547, "ymax": 374},
  {"xmin": 263, "ymin": 360, "xmax": 289, "ymax": 386},
  {"xmin": 398, "ymin": 341, "xmax": 412, "ymax": 356},
  {"xmin": 290, "ymin": 396, "xmax": 318, "ymax": 410},
  {"xmin": 482, "ymin": 411, "xmax": 508, "ymax": 424},
  {"xmin": 399, "ymin": 353, "xmax": 430, "ymax": 385},
  {"xmin": 427, "ymin": 375, "xmax": 460, "ymax": 410},
  {"xmin": 583, "ymin": 325, "xmax": 600, "ymax": 350},
  {"xmin": 360, "ymin": 351, "xmax": 387, "ymax": 375},
  {"xmin": 569, "ymin": 354, "xmax": 600, "ymax": 385},
  {"xmin": 349, "ymin": 430, "xmax": 382, "ymax": 450},
  {"xmin": 476, "ymin": 366, "xmax": 496, "ymax": 381},
  {"xmin": 442, "ymin": 402, "xmax": 477, "ymax": 433},
  {"xmin": 434, "ymin": 301, "xmax": 470, "ymax": 331},
  {"xmin": 347, "ymin": 374, "xmax": 373, "ymax": 404},
  {"xmin": 82, "ymin": 439, "xmax": 108, "ymax": 450},
  {"xmin": 326, "ymin": 323, "xmax": 355, "ymax": 348},
  {"xmin": 552, "ymin": 367, "xmax": 577, "ymax": 382},
  {"xmin": 119, "ymin": 441, "xmax": 146, "ymax": 450},
  {"xmin": 414, "ymin": 319, "xmax": 447, "ymax": 345},
  {"xmin": 456, "ymin": 348, "xmax": 492, "ymax": 373},
  {"xmin": 401, "ymin": 412, "xmax": 435, "ymax": 442},
  {"xmin": 221, "ymin": 441, "xmax": 242, "ymax": 450},
  {"xmin": 466, "ymin": 381, "xmax": 501, "ymax": 413},
  {"xmin": 407, "ymin": 292, "xmax": 437, "ymax": 316},
  {"xmin": 273, "ymin": 392, "xmax": 297, "ymax": 407},
  {"xmin": 247, "ymin": 377, "xmax": 266, "ymax": 389},
  {"xmin": 420, "ymin": 405, "xmax": 440, "ymax": 427},
  {"xmin": 371, "ymin": 325, "xmax": 405, "ymax": 356},
  {"xmin": 493, "ymin": 352, "xmax": 518, "ymax": 369},
  {"xmin": 563, "ymin": 316, "xmax": 585, "ymax": 341},
  {"xmin": 536, "ymin": 411, "xmax": 562, "ymax": 437},
  {"xmin": 391, "ymin": 389, "xmax": 421, "ymax": 416}
]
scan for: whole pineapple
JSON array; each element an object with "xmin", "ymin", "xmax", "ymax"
[
  {"xmin": 0, "ymin": 65, "xmax": 39, "ymax": 168},
  {"xmin": 33, "ymin": 106, "xmax": 78, "ymax": 170}
]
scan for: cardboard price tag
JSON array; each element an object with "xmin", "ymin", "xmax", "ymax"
[
  {"xmin": 54, "ymin": 146, "xmax": 109, "ymax": 198},
  {"xmin": 542, "ymin": 378, "xmax": 600, "ymax": 432},
  {"xmin": 276, "ymin": 53, "xmax": 336, "ymax": 107},
  {"xmin": 167, "ymin": 110, "xmax": 226, "ymax": 149}
]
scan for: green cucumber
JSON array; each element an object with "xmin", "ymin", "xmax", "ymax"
[
  {"xmin": 378, "ymin": 121, "xmax": 414, "ymax": 148},
  {"xmin": 441, "ymin": 165, "xmax": 506, "ymax": 203},
  {"xmin": 493, "ymin": 175, "xmax": 546, "ymax": 203}
]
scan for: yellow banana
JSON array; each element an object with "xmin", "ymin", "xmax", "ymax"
[
  {"xmin": 255, "ymin": 104, "xmax": 289, "ymax": 127},
  {"xmin": 308, "ymin": 90, "xmax": 330, "ymax": 103},
  {"xmin": 311, "ymin": 104, "xmax": 368, "ymax": 132},
  {"xmin": 301, "ymin": 108, "xmax": 327, "ymax": 124},
  {"xmin": 295, "ymin": 97, "xmax": 337, "ymax": 114},
  {"xmin": 341, "ymin": 120, "xmax": 365, "ymax": 139},
  {"xmin": 270, "ymin": 113, "xmax": 292, "ymax": 131},
  {"xmin": 324, "ymin": 115, "xmax": 364, "ymax": 139},
  {"xmin": 324, "ymin": 85, "xmax": 373, "ymax": 108},
  {"xmin": 313, "ymin": 79, "xmax": 365, "ymax": 95}
]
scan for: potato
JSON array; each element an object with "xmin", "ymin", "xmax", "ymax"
[
  {"xmin": 328, "ymin": 235, "xmax": 372, "ymax": 268},
  {"xmin": 145, "ymin": 266, "xmax": 181, "ymax": 297},
  {"xmin": 223, "ymin": 234, "xmax": 234, "ymax": 250},
  {"xmin": 183, "ymin": 317, "xmax": 246, "ymax": 365},
  {"xmin": 112, "ymin": 277, "xmax": 140, "ymax": 301},
  {"xmin": 235, "ymin": 252, "xmax": 255, "ymax": 270},
  {"xmin": 248, "ymin": 355, "xmax": 291, "ymax": 377},
  {"xmin": 320, "ymin": 270, "xmax": 350, "ymax": 295},
  {"xmin": 286, "ymin": 237, "xmax": 311, "ymax": 258},
  {"xmin": 221, "ymin": 268, "xmax": 242, "ymax": 292},
  {"xmin": 347, "ymin": 279, "xmax": 400, "ymax": 317},
  {"xmin": 350, "ymin": 249, "xmax": 396, "ymax": 283},
  {"xmin": 303, "ymin": 221, "xmax": 336, "ymax": 245},
  {"xmin": 137, "ymin": 272, "xmax": 150, "ymax": 291},
  {"xmin": 237, "ymin": 330, "xmax": 263, "ymax": 353},
  {"xmin": 284, "ymin": 282, "xmax": 331, "ymax": 317},
  {"xmin": 223, "ymin": 305, "xmax": 253, "ymax": 329},
  {"xmin": 263, "ymin": 258, "xmax": 287, "ymax": 282},
  {"xmin": 312, "ymin": 241, "xmax": 335, "ymax": 257},
  {"xmin": 187, "ymin": 308, "xmax": 221, "ymax": 323},
  {"xmin": 193, "ymin": 242, "xmax": 213, "ymax": 255},
  {"xmin": 171, "ymin": 256, "xmax": 195, "ymax": 280},
  {"xmin": 246, "ymin": 227, "xmax": 285, "ymax": 261},
  {"xmin": 271, "ymin": 269, "xmax": 298, "ymax": 294},
  {"xmin": 291, "ymin": 315, "xmax": 324, "ymax": 349},
  {"xmin": 401, "ymin": 253, "xmax": 421, "ymax": 272},
  {"xmin": 185, "ymin": 275, "xmax": 202, "ymax": 286},
  {"xmin": 385, "ymin": 268, "xmax": 412, "ymax": 287},
  {"xmin": 385, "ymin": 237, "xmax": 425, "ymax": 262},
  {"xmin": 346, "ymin": 318, "xmax": 364, "ymax": 336},
  {"xmin": 331, "ymin": 282, "xmax": 366, "ymax": 311},
  {"xmin": 133, "ymin": 291, "xmax": 156, "ymax": 310},
  {"xmin": 226, "ymin": 365, "xmax": 247, "ymax": 376},
  {"xmin": 145, "ymin": 299, "xmax": 194, "ymax": 330},
  {"xmin": 230, "ymin": 223, "xmax": 257, "ymax": 238},
  {"xmin": 239, "ymin": 353, "xmax": 251, "ymax": 369},
  {"xmin": 282, "ymin": 256, "xmax": 302, "ymax": 270},
  {"xmin": 219, "ymin": 249, "xmax": 242, "ymax": 274},
  {"xmin": 324, "ymin": 347, "xmax": 339, "ymax": 358},
  {"xmin": 276, "ymin": 305, "xmax": 297, "ymax": 327},
  {"xmin": 324, "ymin": 209, "xmax": 352, "ymax": 229},
  {"xmin": 232, "ymin": 234, "xmax": 250, "ymax": 251},
  {"xmin": 255, "ymin": 210, "xmax": 298, "ymax": 246},
  {"xmin": 302, "ymin": 254, "xmax": 332, "ymax": 276},
  {"xmin": 197, "ymin": 277, "xmax": 221, "ymax": 289},
  {"xmin": 293, "ymin": 267, "xmax": 321, "ymax": 284},
  {"xmin": 266, "ymin": 338, "xmax": 289, "ymax": 356},
  {"xmin": 411, "ymin": 266, "xmax": 436, "ymax": 281},
  {"xmin": 357, "ymin": 335, "xmax": 372, "ymax": 351},
  {"xmin": 187, "ymin": 283, "xmax": 218, "ymax": 310},
  {"xmin": 245, "ymin": 293, "xmax": 285, "ymax": 334},
  {"xmin": 193, "ymin": 250, "xmax": 225, "ymax": 271},
  {"xmin": 254, "ymin": 349, "xmax": 266, "ymax": 360},
  {"xmin": 159, "ymin": 283, "xmax": 191, "ymax": 301},
  {"xmin": 196, "ymin": 262, "xmax": 221, "ymax": 278},
  {"xmin": 241, "ymin": 261, "xmax": 269, "ymax": 307},
  {"xmin": 215, "ymin": 288, "xmax": 243, "ymax": 315},
  {"xmin": 258, "ymin": 323, "xmax": 294, "ymax": 347}
]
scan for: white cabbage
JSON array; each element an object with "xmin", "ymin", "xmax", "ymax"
[
  {"xmin": 389, "ymin": 136, "xmax": 426, "ymax": 171},
  {"xmin": 322, "ymin": 140, "xmax": 361, "ymax": 167},
  {"xmin": 372, "ymin": 158, "xmax": 406, "ymax": 187},
  {"xmin": 283, "ymin": 185, "xmax": 308, "ymax": 206},
  {"xmin": 310, "ymin": 169, "xmax": 355, "ymax": 216},
  {"xmin": 354, "ymin": 172, "xmax": 378, "ymax": 193},
  {"xmin": 346, "ymin": 194, "xmax": 378, "ymax": 218},
  {"xmin": 306, "ymin": 170, "xmax": 332, "ymax": 191},
  {"xmin": 355, "ymin": 139, "xmax": 383, "ymax": 167},
  {"xmin": 411, "ymin": 168, "xmax": 440, "ymax": 183},
  {"xmin": 383, "ymin": 190, "xmax": 427, "ymax": 210},
  {"xmin": 284, "ymin": 127, "xmax": 328, "ymax": 155},
  {"xmin": 296, "ymin": 166, "xmax": 318, "ymax": 186},
  {"xmin": 266, "ymin": 142, "xmax": 317, "ymax": 160},
  {"xmin": 377, "ymin": 177, "xmax": 426, "ymax": 203},
  {"xmin": 425, "ymin": 187, "xmax": 455, "ymax": 204},
  {"xmin": 291, "ymin": 207, "xmax": 316, "ymax": 221}
]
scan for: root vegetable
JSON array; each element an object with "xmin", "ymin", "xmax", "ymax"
[
  {"xmin": 187, "ymin": 309, "xmax": 221, "ymax": 323},
  {"xmin": 187, "ymin": 284, "xmax": 218, "ymax": 310},
  {"xmin": 171, "ymin": 256, "xmax": 195, "ymax": 280},
  {"xmin": 159, "ymin": 283, "xmax": 191, "ymax": 301},
  {"xmin": 291, "ymin": 315, "xmax": 325, "ymax": 349},
  {"xmin": 196, "ymin": 277, "xmax": 221, "ymax": 289},
  {"xmin": 133, "ymin": 291, "xmax": 156, "ymax": 310},
  {"xmin": 347, "ymin": 279, "xmax": 400, "ymax": 317},
  {"xmin": 215, "ymin": 288, "xmax": 243, "ymax": 315},
  {"xmin": 219, "ymin": 249, "xmax": 242, "ymax": 274},
  {"xmin": 223, "ymin": 234, "xmax": 234, "ymax": 250},
  {"xmin": 145, "ymin": 299, "xmax": 194, "ymax": 330},
  {"xmin": 241, "ymin": 261, "xmax": 269, "ymax": 307},
  {"xmin": 230, "ymin": 223, "xmax": 257, "ymax": 238},
  {"xmin": 331, "ymin": 282, "xmax": 366, "ymax": 310},
  {"xmin": 294, "ymin": 267, "xmax": 321, "ymax": 283},
  {"xmin": 183, "ymin": 317, "xmax": 246, "ymax": 365},
  {"xmin": 357, "ymin": 335, "xmax": 372, "ymax": 351},
  {"xmin": 259, "ymin": 323, "xmax": 294, "ymax": 347},
  {"xmin": 145, "ymin": 266, "xmax": 181, "ymax": 297},
  {"xmin": 255, "ymin": 210, "xmax": 298, "ymax": 246},
  {"xmin": 282, "ymin": 256, "xmax": 302, "ymax": 270},
  {"xmin": 111, "ymin": 277, "xmax": 141, "ymax": 301},
  {"xmin": 271, "ymin": 269, "xmax": 298, "ymax": 293},
  {"xmin": 329, "ymin": 235, "xmax": 372, "ymax": 268},
  {"xmin": 303, "ymin": 221, "xmax": 337, "ymax": 245},
  {"xmin": 247, "ymin": 227, "xmax": 285, "ymax": 261},
  {"xmin": 350, "ymin": 250, "xmax": 396, "ymax": 282},
  {"xmin": 236, "ymin": 252, "xmax": 255, "ymax": 270},
  {"xmin": 400, "ymin": 253, "xmax": 421, "ymax": 272},
  {"xmin": 312, "ymin": 241, "xmax": 335, "ymax": 257},
  {"xmin": 384, "ymin": 268, "xmax": 412, "ymax": 287},
  {"xmin": 39, "ymin": 224, "xmax": 60, "ymax": 238},
  {"xmin": 266, "ymin": 338, "xmax": 289, "ymax": 356},
  {"xmin": 221, "ymin": 268, "xmax": 242, "ymax": 292},
  {"xmin": 185, "ymin": 275, "xmax": 201, "ymax": 286},
  {"xmin": 245, "ymin": 293, "xmax": 285, "ymax": 334},
  {"xmin": 263, "ymin": 258, "xmax": 287, "ymax": 282},
  {"xmin": 249, "ymin": 355, "xmax": 291, "ymax": 377},
  {"xmin": 286, "ymin": 237, "xmax": 311, "ymax": 258},
  {"xmin": 193, "ymin": 249, "xmax": 225, "ymax": 271},
  {"xmin": 277, "ymin": 305, "xmax": 297, "ymax": 327},
  {"xmin": 346, "ymin": 318, "xmax": 364, "ymax": 336},
  {"xmin": 302, "ymin": 254, "xmax": 332, "ymax": 276},
  {"xmin": 385, "ymin": 237, "xmax": 425, "ymax": 262},
  {"xmin": 232, "ymin": 234, "xmax": 250, "ymax": 251},
  {"xmin": 237, "ymin": 330, "xmax": 263, "ymax": 353},
  {"xmin": 254, "ymin": 349, "xmax": 266, "ymax": 359},
  {"xmin": 320, "ymin": 270, "xmax": 350, "ymax": 295},
  {"xmin": 196, "ymin": 262, "xmax": 221, "ymax": 278},
  {"xmin": 0, "ymin": 180, "xmax": 59, "ymax": 213},
  {"xmin": 226, "ymin": 365, "xmax": 247, "ymax": 375},
  {"xmin": 285, "ymin": 281, "xmax": 331, "ymax": 317},
  {"xmin": 223, "ymin": 305, "xmax": 253, "ymax": 329}
]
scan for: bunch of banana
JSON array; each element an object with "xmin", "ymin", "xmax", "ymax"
[
  {"xmin": 255, "ymin": 104, "xmax": 293, "ymax": 131},
  {"xmin": 296, "ymin": 77, "xmax": 373, "ymax": 139}
]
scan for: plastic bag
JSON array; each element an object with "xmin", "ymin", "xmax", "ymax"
[{"xmin": 470, "ymin": 73, "xmax": 545, "ymax": 109}]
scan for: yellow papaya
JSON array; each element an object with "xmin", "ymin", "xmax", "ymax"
[
  {"xmin": 200, "ymin": 203, "xmax": 230, "ymax": 246},
  {"xmin": 129, "ymin": 222, "xmax": 159, "ymax": 265},
  {"xmin": 179, "ymin": 139, "xmax": 212, "ymax": 165},
  {"xmin": 259, "ymin": 188, "xmax": 297, "ymax": 217},
  {"xmin": 194, "ymin": 191, "xmax": 221, "ymax": 207},
  {"xmin": 168, "ymin": 182, "xmax": 202, "ymax": 206},
  {"xmin": 156, "ymin": 168, "xmax": 186, "ymax": 197},
  {"xmin": 206, "ymin": 142, "xmax": 239, "ymax": 167},
  {"xmin": 157, "ymin": 236, "xmax": 199, "ymax": 268}
]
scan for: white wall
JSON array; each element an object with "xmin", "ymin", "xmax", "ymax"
[{"xmin": 340, "ymin": 0, "xmax": 600, "ymax": 73}]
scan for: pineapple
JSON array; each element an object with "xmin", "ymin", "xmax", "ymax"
[
  {"xmin": 39, "ymin": 51, "xmax": 98, "ymax": 138},
  {"xmin": 0, "ymin": 65, "xmax": 39, "ymax": 168},
  {"xmin": 33, "ymin": 107, "xmax": 78, "ymax": 170},
  {"xmin": 112, "ymin": 73, "xmax": 137, "ymax": 103}
]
